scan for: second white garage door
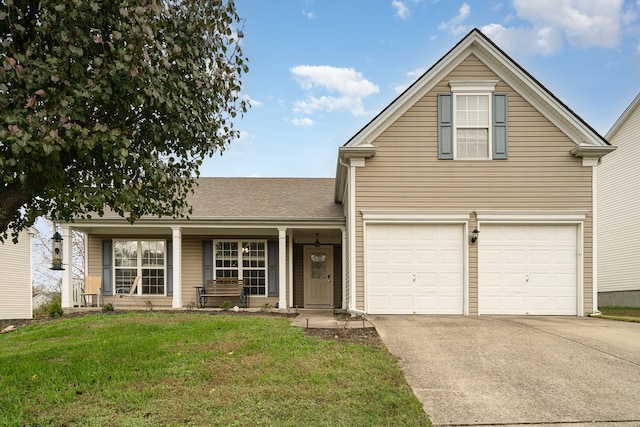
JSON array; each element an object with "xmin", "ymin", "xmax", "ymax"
[
  {"xmin": 478, "ymin": 224, "xmax": 578, "ymax": 315},
  {"xmin": 366, "ymin": 224, "xmax": 464, "ymax": 314}
]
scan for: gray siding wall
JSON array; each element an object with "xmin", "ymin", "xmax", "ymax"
[{"xmin": 597, "ymin": 99, "xmax": 640, "ymax": 294}]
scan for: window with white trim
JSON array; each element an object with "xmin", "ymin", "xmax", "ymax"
[
  {"xmin": 214, "ymin": 240, "xmax": 267, "ymax": 296},
  {"xmin": 454, "ymin": 93, "xmax": 491, "ymax": 159},
  {"xmin": 113, "ymin": 240, "xmax": 165, "ymax": 295},
  {"xmin": 437, "ymin": 80, "xmax": 508, "ymax": 161}
]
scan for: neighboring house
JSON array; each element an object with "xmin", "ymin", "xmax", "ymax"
[
  {"xmin": 597, "ymin": 93, "xmax": 640, "ymax": 307},
  {"xmin": 59, "ymin": 29, "xmax": 614, "ymax": 316},
  {"xmin": 32, "ymin": 293, "xmax": 53, "ymax": 311},
  {"xmin": 0, "ymin": 230, "xmax": 33, "ymax": 320}
]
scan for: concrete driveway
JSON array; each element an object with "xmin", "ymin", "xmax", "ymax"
[{"xmin": 369, "ymin": 315, "xmax": 640, "ymax": 427}]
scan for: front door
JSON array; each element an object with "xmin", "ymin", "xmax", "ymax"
[{"xmin": 304, "ymin": 246, "xmax": 333, "ymax": 307}]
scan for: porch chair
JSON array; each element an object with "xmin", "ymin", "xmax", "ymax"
[
  {"xmin": 81, "ymin": 276, "xmax": 102, "ymax": 307},
  {"xmin": 113, "ymin": 275, "xmax": 141, "ymax": 307}
]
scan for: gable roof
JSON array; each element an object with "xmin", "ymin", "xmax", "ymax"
[
  {"xmin": 606, "ymin": 92, "xmax": 640, "ymax": 140},
  {"xmin": 343, "ymin": 28, "xmax": 610, "ymax": 150},
  {"xmin": 335, "ymin": 28, "xmax": 612, "ymax": 201}
]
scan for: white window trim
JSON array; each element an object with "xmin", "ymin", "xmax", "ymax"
[
  {"xmin": 450, "ymin": 80, "xmax": 498, "ymax": 161},
  {"xmin": 213, "ymin": 239, "xmax": 269, "ymax": 297},
  {"xmin": 113, "ymin": 239, "xmax": 167, "ymax": 296}
]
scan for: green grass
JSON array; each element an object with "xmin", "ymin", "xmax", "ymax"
[
  {"xmin": 0, "ymin": 313, "xmax": 429, "ymax": 426},
  {"xmin": 598, "ymin": 306, "xmax": 640, "ymax": 322}
]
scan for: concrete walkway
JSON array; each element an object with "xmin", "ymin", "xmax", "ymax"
[
  {"xmin": 289, "ymin": 310, "xmax": 374, "ymax": 329},
  {"xmin": 370, "ymin": 315, "xmax": 640, "ymax": 427}
]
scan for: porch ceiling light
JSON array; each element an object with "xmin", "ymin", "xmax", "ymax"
[
  {"xmin": 51, "ymin": 231, "xmax": 65, "ymax": 270},
  {"xmin": 314, "ymin": 233, "xmax": 321, "ymax": 247}
]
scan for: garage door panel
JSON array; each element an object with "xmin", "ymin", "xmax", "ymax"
[
  {"xmin": 479, "ymin": 224, "xmax": 577, "ymax": 315},
  {"xmin": 366, "ymin": 224, "xmax": 464, "ymax": 314}
]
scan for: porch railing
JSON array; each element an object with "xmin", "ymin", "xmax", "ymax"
[{"xmin": 72, "ymin": 278, "xmax": 83, "ymax": 307}]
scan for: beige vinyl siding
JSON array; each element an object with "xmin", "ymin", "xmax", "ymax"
[
  {"xmin": 353, "ymin": 54, "xmax": 593, "ymax": 314},
  {"xmin": 90, "ymin": 234, "xmax": 288, "ymax": 309},
  {"xmin": 598, "ymin": 99, "xmax": 640, "ymax": 293},
  {"xmin": 0, "ymin": 231, "xmax": 32, "ymax": 320}
]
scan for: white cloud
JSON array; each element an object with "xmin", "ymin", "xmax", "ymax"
[
  {"xmin": 242, "ymin": 94, "xmax": 262, "ymax": 108},
  {"xmin": 392, "ymin": 0, "xmax": 411, "ymax": 20},
  {"xmin": 513, "ymin": 0, "xmax": 623, "ymax": 48},
  {"xmin": 393, "ymin": 67, "xmax": 427, "ymax": 95},
  {"xmin": 482, "ymin": 23, "xmax": 563, "ymax": 55},
  {"xmin": 438, "ymin": 3, "xmax": 472, "ymax": 35},
  {"xmin": 290, "ymin": 65, "xmax": 379, "ymax": 116},
  {"xmin": 483, "ymin": 0, "xmax": 630, "ymax": 56},
  {"xmin": 290, "ymin": 117, "xmax": 315, "ymax": 126},
  {"xmin": 302, "ymin": 10, "xmax": 315, "ymax": 19}
]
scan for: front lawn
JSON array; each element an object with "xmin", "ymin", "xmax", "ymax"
[
  {"xmin": 0, "ymin": 313, "xmax": 429, "ymax": 426},
  {"xmin": 598, "ymin": 306, "xmax": 640, "ymax": 322}
]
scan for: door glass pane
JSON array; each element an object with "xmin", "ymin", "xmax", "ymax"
[{"xmin": 311, "ymin": 254, "xmax": 326, "ymax": 279}]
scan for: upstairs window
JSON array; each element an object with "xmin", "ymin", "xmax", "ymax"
[
  {"xmin": 455, "ymin": 94, "xmax": 490, "ymax": 159},
  {"xmin": 438, "ymin": 80, "xmax": 508, "ymax": 160}
]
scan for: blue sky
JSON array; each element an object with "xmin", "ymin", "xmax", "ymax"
[{"xmin": 200, "ymin": 0, "xmax": 640, "ymax": 178}]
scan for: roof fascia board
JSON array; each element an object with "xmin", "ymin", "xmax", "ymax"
[{"xmin": 606, "ymin": 92, "xmax": 640, "ymax": 140}]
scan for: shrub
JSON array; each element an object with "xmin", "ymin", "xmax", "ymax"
[
  {"xmin": 220, "ymin": 300, "xmax": 233, "ymax": 311},
  {"xmin": 102, "ymin": 303, "xmax": 114, "ymax": 312},
  {"xmin": 47, "ymin": 295, "xmax": 64, "ymax": 318}
]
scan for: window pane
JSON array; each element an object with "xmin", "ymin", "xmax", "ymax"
[
  {"xmin": 457, "ymin": 95, "xmax": 489, "ymax": 126},
  {"xmin": 243, "ymin": 269, "xmax": 265, "ymax": 295},
  {"xmin": 142, "ymin": 269, "xmax": 164, "ymax": 294},
  {"xmin": 114, "ymin": 241, "xmax": 137, "ymax": 267},
  {"xmin": 114, "ymin": 268, "xmax": 138, "ymax": 292},
  {"xmin": 311, "ymin": 253, "xmax": 327, "ymax": 279},
  {"xmin": 456, "ymin": 129, "xmax": 489, "ymax": 159},
  {"xmin": 142, "ymin": 241, "xmax": 164, "ymax": 267}
]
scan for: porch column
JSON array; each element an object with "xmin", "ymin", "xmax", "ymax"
[
  {"xmin": 278, "ymin": 227, "xmax": 287, "ymax": 309},
  {"xmin": 171, "ymin": 227, "xmax": 182, "ymax": 308},
  {"xmin": 60, "ymin": 225, "xmax": 74, "ymax": 308}
]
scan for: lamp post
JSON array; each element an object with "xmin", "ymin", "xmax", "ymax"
[{"xmin": 51, "ymin": 231, "xmax": 65, "ymax": 270}]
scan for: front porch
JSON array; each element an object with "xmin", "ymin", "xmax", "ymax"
[{"xmin": 62, "ymin": 226, "xmax": 345, "ymax": 311}]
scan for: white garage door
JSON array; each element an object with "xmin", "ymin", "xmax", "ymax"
[
  {"xmin": 366, "ymin": 224, "xmax": 464, "ymax": 314},
  {"xmin": 478, "ymin": 224, "xmax": 578, "ymax": 315}
]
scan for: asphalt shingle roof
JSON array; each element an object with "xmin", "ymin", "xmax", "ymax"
[{"xmin": 187, "ymin": 177, "xmax": 344, "ymax": 220}]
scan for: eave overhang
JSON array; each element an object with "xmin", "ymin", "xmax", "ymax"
[
  {"xmin": 334, "ymin": 144, "xmax": 377, "ymax": 203},
  {"xmin": 570, "ymin": 144, "xmax": 617, "ymax": 167}
]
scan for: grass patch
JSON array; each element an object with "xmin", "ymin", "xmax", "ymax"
[
  {"xmin": 0, "ymin": 313, "xmax": 429, "ymax": 426},
  {"xmin": 598, "ymin": 306, "xmax": 640, "ymax": 322}
]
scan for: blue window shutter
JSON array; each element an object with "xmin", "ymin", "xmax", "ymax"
[
  {"xmin": 438, "ymin": 93, "xmax": 454, "ymax": 159},
  {"xmin": 267, "ymin": 241, "xmax": 278, "ymax": 297},
  {"xmin": 166, "ymin": 241, "xmax": 173, "ymax": 297},
  {"xmin": 202, "ymin": 240, "xmax": 213, "ymax": 285},
  {"xmin": 102, "ymin": 240, "xmax": 113, "ymax": 296},
  {"xmin": 493, "ymin": 93, "xmax": 508, "ymax": 159}
]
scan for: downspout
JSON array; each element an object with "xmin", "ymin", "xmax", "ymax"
[
  {"xmin": 338, "ymin": 155, "xmax": 355, "ymax": 310},
  {"xmin": 592, "ymin": 166, "xmax": 599, "ymax": 315},
  {"xmin": 338, "ymin": 157, "xmax": 356, "ymax": 313}
]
